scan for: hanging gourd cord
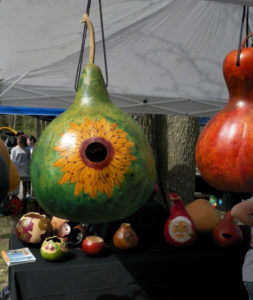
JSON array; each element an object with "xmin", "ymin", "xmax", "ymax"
[
  {"xmin": 75, "ymin": 0, "xmax": 91, "ymax": 91},
  {"xmin": 81, "ymin": 14, "xmax": 95, "ymax": 64},
  {"xmin": 99, "ymin": 0, "xmax": 108, "ymax": 87},
  {"xmin": 75, "ymin": 0, "xmax": 108, "ymax": 91},
  {"xmin": 236, "ymin": 5, "xmax": 250, "ymax": 66}
]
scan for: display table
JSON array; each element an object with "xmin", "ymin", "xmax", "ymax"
[{"xmin": 8, "ymin": 203, "xmax": 250, "ymax": 300}]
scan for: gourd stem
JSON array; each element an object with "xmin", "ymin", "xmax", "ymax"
[
  {"xmin": 81, "ymin": 13, "xmax": 95, "ymax": 64},
  {"xmin": 241, "ymin": 32, "xmax": 253, "ymax": 49}
]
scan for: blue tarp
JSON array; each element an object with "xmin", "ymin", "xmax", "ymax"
[
  {"xmin": 0, "ymin": 106, "xmax": 210, "ymax": 125},
  {"xmin": 0, "ymin": 106, "xmax": 65, "ymax": 116}
]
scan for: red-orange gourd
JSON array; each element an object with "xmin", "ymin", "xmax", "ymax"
[
  {"xmin": 212, "ymin": 211, "xmax": 243, "ymax": 247},
  {"xmin": 195, "ymin": 33, "xmax": 253, "ymax": 193}
]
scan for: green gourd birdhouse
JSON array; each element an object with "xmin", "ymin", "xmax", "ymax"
[{"xmin": 30, "ymin": 14, "xmax": 156, "ymax": 224}]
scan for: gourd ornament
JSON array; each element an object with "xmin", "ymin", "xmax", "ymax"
[
  {"xmin": 196, "ymin": 33, "xmax": 253, "ymax": 193},
  {"xmin": 30, "ymin": 14, "xmax": 156, "ymax": 224},
  {"xmin": 212, "ymin": 211, "xmax": 243, "ymax": 248},
  {"xmin": 164, "ymin": 193, "xmax": 196, "ymax": 247}
]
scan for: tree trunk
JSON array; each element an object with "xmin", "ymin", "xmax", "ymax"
[
  {"xmin": 129, "ymin": 113, "xmax": 199, "ymax": 207},
  {"xmin": 34, "ymin": 118, "xmax": 39, "ymax": 139},
  {"xmin": 156, "ymin": 114, "xmax": 199, "ymax": 206}
]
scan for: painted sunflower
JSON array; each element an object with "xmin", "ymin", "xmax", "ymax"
[{"xmin": 53, "ymin": 117, "xmax": 136, "ymax": 199}]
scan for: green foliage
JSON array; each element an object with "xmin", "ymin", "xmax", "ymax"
[{"xmin": 0, "ymin": 114, "xmax": 49, "ymax": 138}]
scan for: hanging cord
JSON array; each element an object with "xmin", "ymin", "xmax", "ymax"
[
  {"xmin": 99, "ymin": 0, "xmax": 108, "ymax": 87},
  {"xmin": 236, "ymin": 6, "xmax": 252, "ymax": 66},
  {"xmin": 236, "ymin": 6, "xmax": 246, "ymax": 66},
  {"xmin": 246, "ymin": 6, "xmax": 249, "ymax": 47},
  {"xmin": 75, "ymin": 0, "xmax": 91, "ymax": 91},
  {"xmin": 74, "ymin": 0, "xmax": 109, "ymax": 90}
]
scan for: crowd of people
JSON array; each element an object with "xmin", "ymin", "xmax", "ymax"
[{"xmin": 9, "ymin": 134, "xmax": 37, "ymax": 199}]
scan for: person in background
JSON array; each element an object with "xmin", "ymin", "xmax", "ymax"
[
  {"xmin": 27, "ymin": 136, "xmax": 37, "ymax": 155},
  {"xmin": 26, "ymin": 136, "xmax": 37, "ymax": 196},
  {"xmin": 10, "ymin": 135, "xmax": 31, "ymax": 199},
  {"xmin": 231, "ymin": 194, "xmax": 253, "ymax": 300}
]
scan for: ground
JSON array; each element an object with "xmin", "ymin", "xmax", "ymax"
[{"xmin": 0, "ymin": 216, "xmax": 18, "ymax": 291}]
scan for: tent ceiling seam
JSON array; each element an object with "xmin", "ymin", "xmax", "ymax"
[{"xmin": 0, "ymin": 72, "xmax": 30, "ymax": 98}]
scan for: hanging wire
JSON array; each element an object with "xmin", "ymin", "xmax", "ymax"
[
  {"xmin": 246, "ymin": 6, "xmax": 249, "ymax": 47},
  {"xmin": 236, "ymin": 5, "xmax": 246, "ymax": 66},
  {"xmin": 99, "ymin": 0, "xmax": 108, "ymax": 87},
  {"xmin": 75, "ymin": 0, "xmax": 91, "ymax": 91},
  {"xmin": 74, "ymin": 0, "xmax": 109, "ymax": 91}
]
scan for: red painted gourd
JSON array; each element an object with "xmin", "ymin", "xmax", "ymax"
[
  {"xmin": 30, "ymin": 14, "xmax": 156, "ymax": 224},
  {"xmin": 164, "ymin": 193, "xmax": 196, "ymax": 247},
  {"xmin": 195, "ymin": 33, "xmax": 253, "ymax": 193}
]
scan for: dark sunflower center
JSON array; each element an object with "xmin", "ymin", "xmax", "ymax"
[
  {"xmin": 79, "ymin": 137, "xmax": 114, "ymax": 170},
  {"xmin": 85, "ymin": 142, "xmax": 107, "ymax": 162}
]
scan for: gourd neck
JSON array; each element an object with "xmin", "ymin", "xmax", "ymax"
[{"xmin": 73, "ymin": 13, "xmax": 111, "ymax": 107}]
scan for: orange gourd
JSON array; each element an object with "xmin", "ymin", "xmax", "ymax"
[
  {"xmin": 196, "ymin": 33, "xmax": 253, "ymax": 192},
  {"xmin": 8, "ymin": 162, "xmax": 20, "ymax": 193}
]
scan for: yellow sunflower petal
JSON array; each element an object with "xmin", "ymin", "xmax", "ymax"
[
  {"xmin": 67, "ymin": 152, "xmax": 81, "ymax": 162},
  {"xmin": 121, "ymin": 159, "xmax": 132, "ymax": 166},
  {"xmin": 70, "ymin": 172, "xmax": 79, "ymax": 184},
  {"xmin": 94, "ymin": 120, "xmax": 100, "ymax": 130},
  {"xmin": 83, "ymin": 181, "xmax": 90, "ymax": 194},
  {"xmin": 115, "ymin": 175, "xmax": 123, "ymax": 186},
  {"xmin": 110, "ymin": 136, "xmax": 118, "ymax": 144},
  {"xmin": 104, "ymin": 131, "xmax": 113, "ymax": 140},
  {"xmin": 72, "ymin": 162, "xmax": 85, "ymax": 172},
  {"xmin": 97, "ymin": 180, "xmax": 104, "ymax": 193},
  {"xmin": 99, "ymin": 117, "xmax": 106, "ymax": 127},
  {"xmin": 89, "ymin": 185, "xmax": 97, "ymax": 199},
  {"xmin": 114, "ymin": 153, "xmax": 124, "ymax": 160},
  {"xmin": 106, "ymin": 176, "xmax": 115, "ymax": 188},
  {"xmin": 126, "ymin": 154, "xmax": 136, "ymax": 161},
  {"xmin": 70, "ymin": 122, "xmax": 82, "ymax": 131},
  {"xmin": 117, "ymin": 147, "xmax": 128, "ymax": 154},
  {"xmin": 74, "ymin": 182, "xmax": 83, "ymax": 196},
  {"xmin": 85, "ymin": 118, "xmax": 94, "ymax": 130},
  {"xmin": 111, "ymin": 159, "xmax": 122, "ymax": 168},
  {"xmin": 67, "ymin": 129, "xmax": 83, "ymax": 137},
  {"xmin": 60, "ymin": 149, "xmax": 78, "ymax": 157},
  {"xmin": 79, "ymin": 167, "xmax": 88, "ymax": 182},
  {"xmin": 110, "ymin": 123, "xmax": 117, "ymax": 131},
  {"xmin": 62, "ymin": 162, "xmax": 76, "ymax": 172},
  {"xmin": 60, "ymin": 172, "xmax": 72, "ymax": 184},
  {"xmin": 54, "ymin": 145, "xmax": 66, "ymax": 152},
  {"xmin": 103, "ymin": 122, "xmax": 110, "ymax": 133},
  {"xmin": 53, "ymin": 157, "xmax": 67, "ymax": 167},
  {"xmin": 105, "ymin": 164, "xmax": 116, "ymax": 180},
  {"xmin": 98, "ymin": 128, "xmax": 105, "ymax": 138},
  {"xmin": 125, "ymin": 141, "xmax": 134, "ymax": 148},
  {"xmin": 104, "ymin": 184, "xmax": 112, "ymax": 198},
  {"xmin": 117, "ymin": 138, "xmax": 128, "ymax": 144}
]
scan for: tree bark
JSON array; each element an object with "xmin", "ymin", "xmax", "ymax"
[
  {"xmin": 129, "ymin": 113, "xmax": 199, "ymax": 207},
  {"xmin": 156, "ymin": 114, "xmax": 199, "ymax": 206}
]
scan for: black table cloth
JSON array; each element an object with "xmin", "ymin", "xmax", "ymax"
[{"xmin": 8, "ymin": 202, "xmax": 250, "ymax": 300}]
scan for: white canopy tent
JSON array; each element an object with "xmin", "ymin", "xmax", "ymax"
[{"xmin": 1, "ymin": 0, "xmax": 253, "ymax": 118}]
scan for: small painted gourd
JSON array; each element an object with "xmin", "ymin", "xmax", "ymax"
[
  {"xmin": 212, "ymin": 211, "xmax": 243, "ymax": 247},
  {"xmin": 30, "ymin": 14, "xmax": 156, "ymax": 224},
  {"xmin": 40, "ymin": 236, "xmax": 68, "ymax": 261},
  {"xmin": 113, "ymin": 223, "xmax": 138, "ymax": 250},
  {"xmin": 16, "ymin": 212, "xmax": 52, "ymax": 244},
  {"xmin": 164, "ymin": 193, "xmax": 196, "ymax": 247},
  {"xmin": 196, "ymin": 32, "xmax": 253, "ymax": 193}
]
